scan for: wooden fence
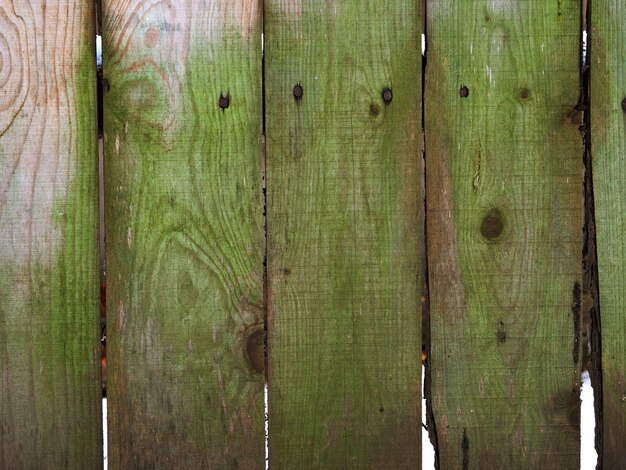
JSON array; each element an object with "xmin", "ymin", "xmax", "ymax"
[{"xmin": 0, "ymin": 0, "xmax": 624, "ymax": 468}]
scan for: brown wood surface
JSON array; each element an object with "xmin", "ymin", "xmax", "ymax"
[{"xmin": 590, "ymin": 0, "xmax": 626, "ymax": 466}]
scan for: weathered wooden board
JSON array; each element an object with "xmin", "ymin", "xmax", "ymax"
[
  {"xmin": 0, "ymin": 2, "xmax": 102, "ymax": 467},
  {"xmin": 103, "ymin": 1, "xmax": 264, "ymax": 467},
  {"xmin": 265, "ymin": 1, "xmax": 423, "ymax": 467},
  {"xmin": 425, "ymin": 1, "xmax": 583, "ymax": 468},
  {"xmin": 590, "ymin": 1, "xmax": 626, "ymax": 466}
]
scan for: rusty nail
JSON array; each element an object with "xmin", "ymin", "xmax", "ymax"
[
  {"xmin": 293, "ymin": 84, "xmax": 303, "ymax": 101},
  {"xmin": 382, "ymin": 88, "xmax": 393, "ymax": 104},
  {"xmin": 219, "ymin": 94, "xmax": 229, "ymax": 109}
]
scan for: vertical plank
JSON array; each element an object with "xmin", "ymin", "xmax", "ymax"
[
  {"xmin": 265, "ymin": 2, "xmax": 423, "ymax": 467},
  {"xmin": 425, "ymin": 1, "xmax": 583, "ymax": 467},
  {"xmin": 0, "ymin": 1, "xmax": 101, "ymax": 468},
  {"xmin": 590, "ymin": 1, "xmax": 626, "ymax": 466},
  {"xmin": 103, "ymin": 1, "xmax": 264, "ymax": 467}
]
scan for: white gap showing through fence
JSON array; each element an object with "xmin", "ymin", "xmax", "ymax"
[
  {"xmin": 102, "ymin": 398, "xmax": 108, "ymax": 470},
  {"xmin": 101, "ymin": 369, "xmax": 596, "ymax": 469}
]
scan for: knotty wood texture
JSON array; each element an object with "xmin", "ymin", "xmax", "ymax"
[
  {"xmin": 0, "ymin": 2, "xmax": 101, "ymax": 467},
  {"xmin": 103, "ymin": 1, "xmax": 264, "ymax": 467},
  {"xmin": 425, "ymin": 1, "xmax": 583, "ymax": 467},
  {"xmin": 265, "ymin": 1, "xmax": 423, "ymax": 467},
  {"xmin": 591, "ymin": 2, "xmax": 626, "ymax": 466}
]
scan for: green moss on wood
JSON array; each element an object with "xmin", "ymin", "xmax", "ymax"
[
  {"xmin": 103, "ymin": 3, "xmax": 264, "ymax": 467},
  {"xmin": 265, "ymin": 1, "xmax": 423, "ymax": 467},
  {"xmin": 426, "ymin": 1, "xmax": 583, "ymax": 467}
]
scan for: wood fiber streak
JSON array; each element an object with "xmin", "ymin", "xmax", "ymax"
[
  {"xmin": 0, "ymin": 1, "xmax": 101, "ymax": 467},
  {"xmin": 103, "ymin": 1, "xmax": 264, "ymax": 467},
  {"xmin": 266, "ymin": 1, "xmax": 423, "ymax": 468},
  {"xmin": 590, "ymin": 1, "xmax": 626, "ymax": 467},
  {"xmin": 425, "ymin": 1, "xmax": 583, "ymax": 468}
]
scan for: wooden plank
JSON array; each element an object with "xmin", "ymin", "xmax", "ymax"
[
  {"xmin": 102, "ymin": 1, "xmax": 264, "ymax": 467},
  {"xmin": 0, "ymin": 2, "xmax": 101, "ymax": 468},
  {"xmin": 265, "ymin": 2, "xmax": 423, "ymax": 467},
  {"xmin": 425, "ymin": 1, "xmax": 583, "ymax": 468},
  {"xmin": 590, "ymin": 1, "xmax": 626, "ymax": 466}
]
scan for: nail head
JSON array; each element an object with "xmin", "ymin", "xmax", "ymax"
[
  {"xmin": 382, "ymin": 88, "xmax": 393, "ymax": 104},
  {"xmin": 219, "ymin": 94, "xmax": 230, "ymax": 109},
  {"xmin": 460, "ymin": 85, "xmax": 469, "ymax": 98},
  {"xmin": 293, "ymin": 84, "xmax": 303, "ymax": 100}
]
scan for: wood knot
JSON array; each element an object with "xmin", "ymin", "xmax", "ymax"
[
  {"xmin": 369, "ymin": 103, "xmax": 381, "ymax": 116},
  {"xmin": 545, "ymin": 387, "xmax": 580, "ymax": 431},
  {"xmin": 519, "ymin": 87, "xmax": 531, "ymax": 100},
  {"xmin": 144, "ymin": 27, "xmax": 160, "ymax": 48},
  {"xmin": 480, "ymin": 208, "xmax": 504, "ymax": 240}
]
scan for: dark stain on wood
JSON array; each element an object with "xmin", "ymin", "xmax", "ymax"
[
  {"xmin": 496, "ymin": 321, "xmax": 507, "ymax": 344},
  {"xmin": 545, "ymin": 387, "xmax": 580, "ymax": 432},
  {"xmin": 245, "ymin": 328, "xmax": 265, "ymax": 373},
  {"xmin": 572, "ymin": 281, "xmax": 581, "ymax": 364},
  {"xmin": 461, "ymin": 428, "xmax": 469, "ymax": 470}
]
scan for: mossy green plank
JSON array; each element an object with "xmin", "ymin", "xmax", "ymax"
[
  {"xmin": 265, "ymin": 2, "xmax": 423, "ymax": 467},
  {"xmin": 590, "ymin": 2, "xmax": 626, "ymax": 466},
  {"xmin": 103, "ymin": 2, "xmax": 264, "ymax": 467},
  {"xmin": 425, "ymin": 1, "xmax": 583, "ymax": 467},
  {"xmin": 0, "ymin": 2, "xmax": 102, "ymax": 467}
]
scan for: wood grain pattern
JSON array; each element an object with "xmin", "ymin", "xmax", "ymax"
[
  {"xmin": 103, "ymin": 1, "xmax": 264, "ymax": 467},
  {"xmin": 425, "ymin": 1, "xmax": 583, "ymax": 467},
  {"xmin": 0, "ymin": 1, "xmax": 101, "ymax": 467},
  {"xmin": 265, "ymin": 1, "xmax": 423, "ymax": 467},
  {"xmin": 590, "ymin": 1, "xmax": 626, "ymax": 466}
]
